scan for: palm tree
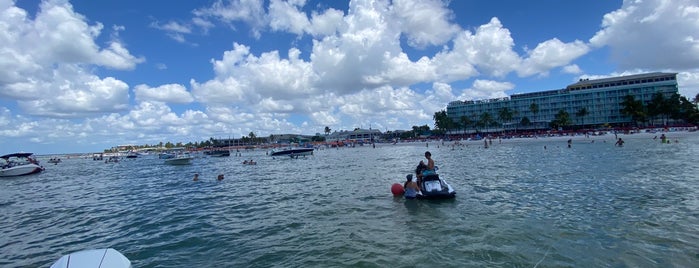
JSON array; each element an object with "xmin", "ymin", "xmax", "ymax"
[
  {"xmin": 433, "ymin": 110, "xmax": 454, "ymax": 133},
  {"xmin": 498, "ymin": 107, "xmax": 513, "ymax": 130},
  {"xmin": 620, "ymin": 95, "xmax": 646, "ymax": 127},
  {"xmin": 575, "ymin": 107, "xmax": 589, "ymax": 129},
  {"xmin": 529, "ymin": 102, "xmax": 539, "ymax": 128},
  {"xmin": 478, "ymin": 112, "xmax": 494, "ymax": 133},
  {"xmin": 550, "ymin": 109, "xmax": 571, "ymax": 130},
  {"xmin": 459, "ymin": 116, "xmax": 471, "ymax": 135}
]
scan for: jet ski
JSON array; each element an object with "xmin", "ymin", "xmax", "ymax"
[{"xmin": 416, "ymin": 172, "xmax": 456, "ymax": 199}]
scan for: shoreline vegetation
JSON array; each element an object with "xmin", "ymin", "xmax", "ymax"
[{"xmin": 37, "ymin": 126, "xmax": 697, "ymax": 158}]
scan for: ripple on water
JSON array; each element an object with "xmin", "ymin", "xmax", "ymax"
[{"xmin": 2, "ymin": 134, "xmax": 699, "ymax": 267}]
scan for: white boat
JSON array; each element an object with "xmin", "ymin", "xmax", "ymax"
[
  {"xmin": 206, "ymin": 149, "xmax": 230, "ymax": 157},
  {"xmin": 269, "ymin": 147, "xmax": 314, "ymax": 158},
  {"xmin": 51, "ymin": 248, "xmax": 131, "ymax": 268},
  {"xmin": 0, "ymin": 153, "xmax": 44, "ymax": 177},
  {"xmin": 164, "ymin": 153, "xmax": 193, "ymax": 165},
  {"xmin": 158, "ymin": 152, "xmax": 175, "ymax": 159}
]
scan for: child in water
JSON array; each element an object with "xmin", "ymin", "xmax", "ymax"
[{"xmin": 403, "ymin": 174, "xmax": 419, "ymax": 199}]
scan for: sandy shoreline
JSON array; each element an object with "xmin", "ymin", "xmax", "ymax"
[{"xmin": 384, "ymin": 129, "xmax": 699, "ymax": 147}]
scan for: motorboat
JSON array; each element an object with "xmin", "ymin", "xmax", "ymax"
[
  {"xmin": 51, "ymin": 248, "xmax": 131, "ymax": 268},
  {"xmin": 270, "ymin": 147, "xmax": 314, "ymax": 158},
  {"xmin": 158, "ymin": 152, "xmax": 175, "ymax": 159},
  {"xmin": 205, "ymin": 149, "xmax": 230, "ymax": 157},
  {"xmin": 164, "ymin": 153, "xmax": 193, "ymax": 165},
  {"xmin": 48, "ymin": 157, "xmax": 62, "ymax": 164},
  {"xmin": 413, "ymin": 173, "xmax": 456, "ymax": 199},
  {"xmin": 0, "ymin": 153, "xmax": 44, "ymax": 177}
]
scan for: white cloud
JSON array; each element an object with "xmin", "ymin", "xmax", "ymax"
[
  {"xmin": 677, "ymin": 71, "xmax": 699, "ymax": 99},
  {"xmin": 519, "ymin": 38, "xmax": 589, "ymax": 77},
  {"xmin": 457, "ymin": 79, "xmax": 514, "ymax": 101},
  {"xmin": 198, "ymin": 43, "xmax": 317, "ymax": 108},
  {"xmin": 308, "ymin": 8, "xmax": 345, "ymax": 37},
  {"xmin": 392, "ymin": 0, "xmax": 460, "ymax": 48},
  {"xmin": 15, "ymin": 66, "xmax": 130, "ymax": 117},
  {"xmin": 149, "ymin": 20, "xmax": 192, "ymax": 43},
  {"xmin": 442, "ymin": 17, "xmax": 520, "ymax": 78},
  {"xmin": 0, "ymin": 0, "xmax": 141, "ymax": 118},
  {"xmin": 11, "ymin": 0, "xmax": 699, "ymax": 154},
  {"xmin": 268, "ymin": 0, "xmax": 310, "ymax": 35},
  {"xmin": 590, "ymin": 0, "xmax": 699, "ymax": 70},
  {"xmin": 562, "ymin": 64, "xmax": 583, "ymax": 74},
  {"xmin": 134, "ymin": 84, "xmax": 194, "ymax": 104},
  {"xmin": 193, "ymin": 0, "xmax": 267, "ymax": 38}
]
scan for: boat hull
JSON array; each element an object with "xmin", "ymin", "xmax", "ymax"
[
  {"xmin": 205, "ymin": 150, "xmax": 231, "ymax": 157},
  {"xmin": 164, "ymin": 157, "xmax": 193, "ymax": 165},
  {"xmin": 0, "ymin": 164, "xmax": 43, "ymax": 177},
  {"xmin": 270, "ymin": 148, "xmax": 314, "ymax": 157},
  {"xmin": 51, "ymin": 248, "xmax": 131, "ymax": 268}
]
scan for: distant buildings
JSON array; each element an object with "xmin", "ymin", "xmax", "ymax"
[
  {"xmin": 325, "ymin": 128, "xmax": 382, "ymax": 142},
  {"xmin": 446, "ymin": 72, "xmax": 679, "ymax": 132}
]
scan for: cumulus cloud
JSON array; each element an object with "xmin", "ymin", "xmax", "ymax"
[
  {"xmin": 268, "ymin": 0, "xmax": 310, "ymax": 35},
  {"xmin": 562, "ymin": 64, "xmax": 583, "ymax": 74},
  {"xmin": 193, "ymin": 0, "xmax": 267, "ymax": 37},
  {"xmin": 590, "ymin": 0, "xmax": 699, "ymax": 70},
  {"xmin": 392, "ymin": 0, "xmax": 460, "ymax": 48},
  {"xmin": 9, "ymin": 0, "xmax": 697, "ymax": 154},
  {"xmin": 0, "ymin": 0, "xmax": 142, "ymax": 117},
  {"xmin": 441, "ymin": 17, "xmax": 520, "ymax": 78},
  {"xmin": 308, "ymin": 8, "xmax": 345, "ymax": 37},
  {"xmin": 195, "ymin": 43, "xmax": 316, "ymax": 109},
  {"xmin": 457, "ymin": 79, "xmax": 514, "ymax": 101},
  {"xmin": 519, "ymin": 38, "xmax": 589, "ymax": 77},
  {"xmin": 15, "ymin": 66, "xmax": 130, "ymax": 117},
  {"xmin": 134, "ymin": 84, "xmax": 194, "ymax": 103},
  {"xmin": 676, "ymin": 71, "xmax": 699, "ymax": 99}
]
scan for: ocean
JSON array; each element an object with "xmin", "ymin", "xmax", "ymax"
[{"xmin": 2, "ymin": 132, "xmax": 698, "ymax": 267}]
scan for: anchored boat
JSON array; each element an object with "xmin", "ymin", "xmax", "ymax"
[
  {"xmin": 0, "ymin": 153, "xmax": 44, "ymax": 177},
  {"xmin": 270, "ymin": 148, "xmax": 314, "ymax": 158}
]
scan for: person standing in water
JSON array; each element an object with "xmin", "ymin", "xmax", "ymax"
[{"xmin": 615, "ymin": 138, "xmax": 625, "ymax": 147}]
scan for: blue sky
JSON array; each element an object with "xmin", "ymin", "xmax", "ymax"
[{"xmin": 2, "ymin": 0, "xmax": 698, "ymax": 154}]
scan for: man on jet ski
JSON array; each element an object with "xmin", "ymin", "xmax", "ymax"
[{"xmin": 423, "ymin": 151, "xmax": 436, "ymax": 175}]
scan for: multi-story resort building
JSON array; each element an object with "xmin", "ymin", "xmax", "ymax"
[{"xmin": 446, "ymin": 72, "xmax": 679, "ymax": 132}]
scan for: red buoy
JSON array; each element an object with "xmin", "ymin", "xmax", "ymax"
[{"xmin": 391, "ymin": 183, "xmax": 404, "ymax": 196}]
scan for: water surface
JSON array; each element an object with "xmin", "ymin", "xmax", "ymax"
[{"xmin": 1, "ymin": 132, "xmax": 698, "ymax": 267}]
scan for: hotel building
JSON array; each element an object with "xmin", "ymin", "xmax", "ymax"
[{"xmin": 446, "ymin": 72, "xmax": 679, "ymax": 132}]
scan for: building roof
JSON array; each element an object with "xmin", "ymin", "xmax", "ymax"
[{"xmin": 566, "ymin": 72, "xmax": 676, "ymax": 89}]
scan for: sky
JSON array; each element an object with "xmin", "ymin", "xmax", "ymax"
[{"xmin": 1, "ymin": 0, "xmax": 699, "ymax": 154}]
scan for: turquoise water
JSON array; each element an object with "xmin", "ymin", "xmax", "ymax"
[{"xmin": 2, "ymin": 133, "xmax": 699, "ymax": 267}]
